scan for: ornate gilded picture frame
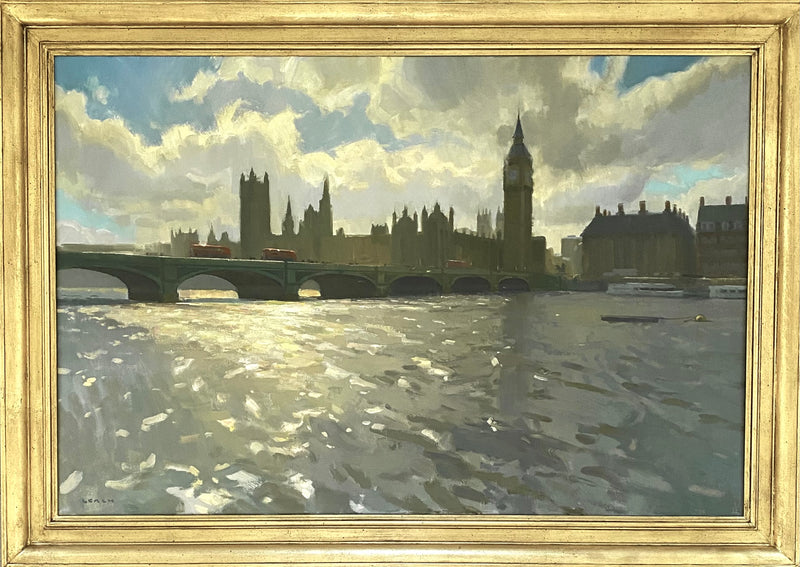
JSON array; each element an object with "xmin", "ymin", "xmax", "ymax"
[{"xmin": 1, "ymin": 1, "xmax": 798, "ymax": 566}]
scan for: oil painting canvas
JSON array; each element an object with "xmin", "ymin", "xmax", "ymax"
[{"xmin": 55, "ymin": 55, "xmax": 749, "ymax": 516}]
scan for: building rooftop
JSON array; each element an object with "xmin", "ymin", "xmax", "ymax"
[
  {"xmin": 582, "ymin": 208, "xmax": 694, "ymax": 238},
  {"xmin": 696, "ymin": 203, "xmax": 748, "ymax": 224}
]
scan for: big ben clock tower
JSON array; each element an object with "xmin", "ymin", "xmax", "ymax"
[{"xmin": 502, "ymin": 115, "xmax": 534, "ymax": 271}]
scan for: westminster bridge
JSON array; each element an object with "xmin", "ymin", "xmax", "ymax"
[{"xmin": 56, "ymin": 251, "xmax": 559, "ymax": 302}]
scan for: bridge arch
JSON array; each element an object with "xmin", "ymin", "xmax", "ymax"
[
  {"xmin": 298, "ymin": 272, "xmax": 378, "ymax": 299},
  {"xmin": 388, "ymin": 275, "xmax": 442, "ymax": 296},
  {"xmin": 177, "ymin": 269, "xmax": 286, "ymax": 300},
  {"xmin": 451, "ymin": 276, "xmax": 491, "ymax": 294},
  {"xmin": 498, "ymin": 277, "xmax": 531, "ymax": 293},
  {"xmin": 298, "ymin": 279, "xmax": 321, "ymax": 298},
  {"xmin": 56, "ymin": 266, "xmax": 162, "ymax": 301},
  {"xmin": 178, "ymin": 274, "xmax": 239, "ymax": 300}
]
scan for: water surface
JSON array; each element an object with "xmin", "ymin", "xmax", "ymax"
[{"xmin": 57, "ymin": 291, "xmax": 745, "ymax": 515}]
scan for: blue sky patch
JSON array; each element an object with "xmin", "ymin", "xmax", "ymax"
[
  {"xmin": 56, "ymin": 56, "xmax": 219, "ymax": 145},
  {"xmin": 644, "ymin": 164, "xmax": 725, "ymax": 196},
  {"xmin": 620, "ymin": 56, "xmax": 703, "ymax": 91},
  {"xmin": 56, "ymin": 189, "xmax": 135, "ymax": 240},
  {"xmin": 589, "ymin": 56, "xmax": 608, "ymax": 76},
  {"xmin": 589, "ymin": 55, "xmax": 703, "ymax": 91},
  {"xmin": 296, "ymin": 92, "xmax": 403, "ymax": 153}
]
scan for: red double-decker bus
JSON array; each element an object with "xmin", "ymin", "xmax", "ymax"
[
  {"xmin": 261, "ymin": 248, "xmax": 298, "ymax": 261},
  {"xmin": 190, "ymin": 244, "xmax": 232, "ymax": 258}
]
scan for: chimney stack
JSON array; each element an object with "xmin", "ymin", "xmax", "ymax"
[
  {"xmin": 725, "ymin": 195, "xmax": 732, "ymax": 205},
  {"xmin": 664, "ymin": 200, "xmax": 671, "ymax": 212},
  {"xmin": 617, "ymin": 203, "xmax": 625, "ymax": 215},
  {"xmin": 700, "ymin": 196, "xmax": 705, "ymax": 207},
  {"xmin": 638, "ymin": 200, "xmax": 647, "ymax": 214},
  {"xmin": 595, "ymin": 205, "xmax": 601, "ymax": 217}
]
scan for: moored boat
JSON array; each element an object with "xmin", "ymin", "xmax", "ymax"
[
  {"xmin": 708, "ymin": 285, "xmax": 747, "ymax": 299},
  {"xmin": 606, "ymin": 282, "xmax": 684, "ymax": 298}
]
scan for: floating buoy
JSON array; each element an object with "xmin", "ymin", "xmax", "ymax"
[{"xmin": 694, "ymin": 314, "xmax": 708, "ymax": 322}]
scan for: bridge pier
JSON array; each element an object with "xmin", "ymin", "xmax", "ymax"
[
  {"xmin": 315, "ymin": 276, "xmax": 379, "ymax": 299},
  {"xmin": 283, "ymin": 285, "xmax": 300, "ymax": 301},
  {"xmin": 162, "ymin": 287, "xmax": 180, "ymax": 302},
  {"xmin": 387, "ymin": 275, "xmax": 443, "ymax": 296},
  {"xmin": 127, "ymin": 286, "xmax": 178, "ymax": 302},
  {"xmin": 156, "ymin": 263, "xmax": 180, "ymax": 302},
  {"xmin": 127, "ymin": 280, "xmax": 178, "ymax": 302},
  {"xmin": 237, "ymin": 284, "xmax": 287, "ymax": 301},
  {"xmin": 450, "ymin": 276, "xmax": 492, "ymax": 294}
]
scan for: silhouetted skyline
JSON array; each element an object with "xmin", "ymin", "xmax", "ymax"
[{"xmin": 55, "ymin": 56, "xmax": 750, "ymax": 248}]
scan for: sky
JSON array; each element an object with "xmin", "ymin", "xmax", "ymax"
[{"xmin": 54, "ymin": 55, "xmax": 751, "ymax": 250}]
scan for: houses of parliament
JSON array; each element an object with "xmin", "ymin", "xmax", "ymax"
[{"xmin": 171, "ymin": 117, "xmax": 546, "ymax": 273}]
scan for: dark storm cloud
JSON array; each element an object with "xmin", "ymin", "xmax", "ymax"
[
  {"xmin": 402, "ymin": 57, "xmax": 485, "ymax": 111},
  {"xmin": 622, "ymin": 64, "xmax": 750, "ymax": 169},
  {"xmin": 541, "ymin": 171, "xmax": 652, "ymax": 225}
]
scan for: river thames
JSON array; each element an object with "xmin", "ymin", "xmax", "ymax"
[{"xmin": 56, "ymin": 290, "xmax": 745, "ymax": 516}]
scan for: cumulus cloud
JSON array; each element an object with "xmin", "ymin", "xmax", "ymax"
[
  {"xmin": 171, "ymin": 57, "xmax": 384, "ymax": 113},
  {"xmin": 57, "ymin": 220, "xmax": 118, "ymax": 245},
  {"xmin": 56, "ymin": 55, "xmax": 751, "ymax": 247},
  {"xmin": 86, "ymin": 76, "xmax": 111, "ymax": 105}
]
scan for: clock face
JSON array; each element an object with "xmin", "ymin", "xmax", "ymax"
[{"xmin": 508, "ymin": 169, "xmax": 518, "ymax": 182}]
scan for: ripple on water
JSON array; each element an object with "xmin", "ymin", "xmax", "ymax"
[{"xmin": 56, "ymin": 293, "xmax": 746, "ymax": 516}]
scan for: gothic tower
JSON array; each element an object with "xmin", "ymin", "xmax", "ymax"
[
  {"xmin": 319, "ymin": 176, "xmax": 333, "ymax": 237},
  {"xmin": 206, "ymin": 224, "xmax": 217, "ymax": 245},
  {"xmin": 502, "ymin": 115, "xmax": 533, "ymax": 271},
  {"xmin": 239, "ymin": 168, "xmax": 271, "ymax": 259},
  {"xmin": 282, "ymin": 197, "xmax": 294, "ymax": 236},
  {"xmin": 495, "ymin": 207, "xmax": 504, "ymax": 239}
]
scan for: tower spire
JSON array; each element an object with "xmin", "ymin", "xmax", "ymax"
[
  {"xmin": 513, "ymin": 113, "xmax": 524, "ymax": 143},
  {"xmin": 319, "ymin": 175, "xmax": 333, "ymax": 236},
  {"xmin": 282, "ymin": 196, "xmax": 294, "ymax": 236}
]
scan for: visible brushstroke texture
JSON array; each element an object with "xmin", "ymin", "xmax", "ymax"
[
  {"xmin": 57, "ymin": 292, "xmax": 744, "ymax": 515},
  {"xmin": 54, "ymin": 56, "xmax": 749, "ymax": 247}
]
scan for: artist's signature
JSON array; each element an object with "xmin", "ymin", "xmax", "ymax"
[{"xmin": 81, "ymin": 497, "xmax": 115, "ymax": 506}]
